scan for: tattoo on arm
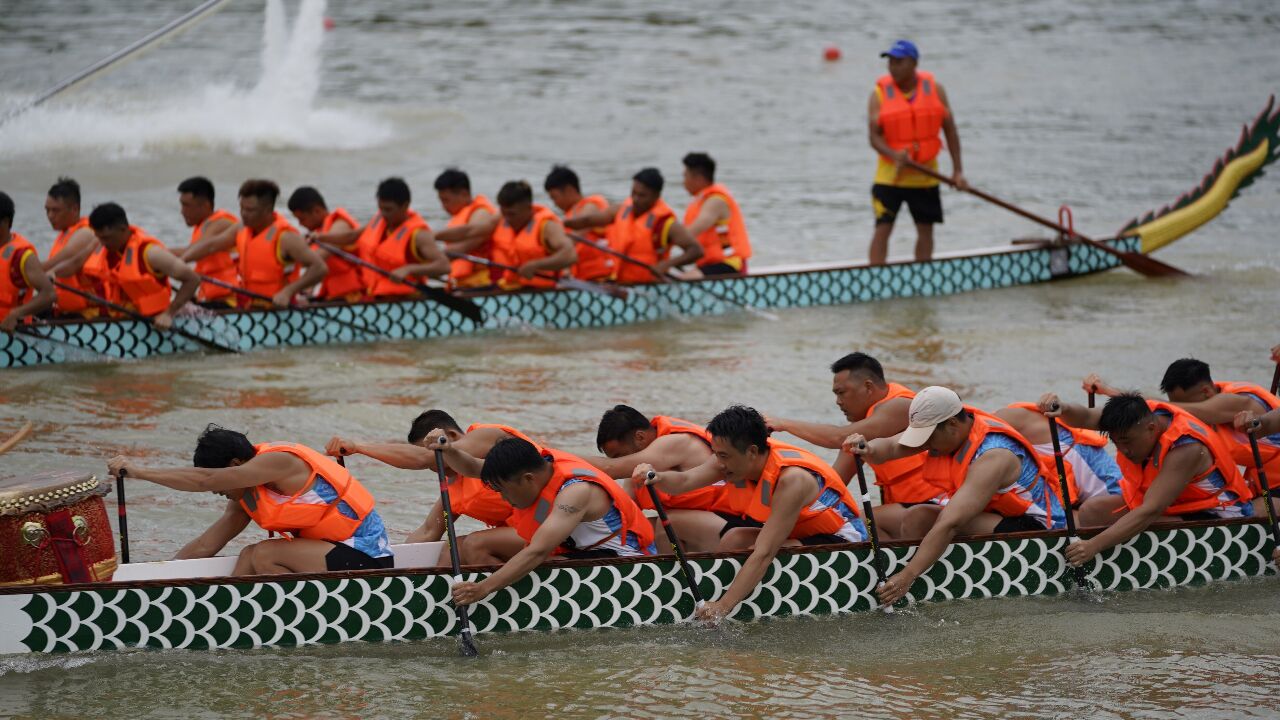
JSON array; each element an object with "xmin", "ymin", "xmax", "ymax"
[{"xmin": 556, "ymin": 503, "xmax": 581, "ymax": 515}]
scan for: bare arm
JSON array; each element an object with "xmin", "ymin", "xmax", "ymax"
[
  {"xmin": 436, "ymin": 210, "xmax": 497, "ymax": 248},
  {"xmin": 685, "ymin": 196, "xmax": 729, "ymax": 238},
  {"xmin": 640, "ymin": 455, "xmax": 723, "ymax": 496},
  {"xmin": 310, "ymin": 223, "xmax": 364, "ymax": 248},
  {"xmin": 2, "ymin": 250, "xmax": 55, "ymax": 330},
  {"xmin": 845, "ymin": 431, "xmax": 923, "ymax": 465},
  {"xmin": 109, "ymin": 452, "xmax": 298, "ymax": 493},
  {"xmin": 770, "ymin": 396, "xmax": 911, "ymax": 450},
  {"xmin": 180, "ymin": 219, "xmax": 238, "ymax": 263},
  {"xmin": 1174, "ymin": 392, "xmax": 1263, "ymax": 427},
  {"xmin": 406, "ymin": 497, "xmax": 446, "ymax": 543},
  {"xmin": 326, "ymin": 437, "xmax": 436, "ymax": 471},
  {"xmin": 867, "ymin": 90, "xmax": 899, "ymax": 160},
  {"xmin": 173, "ymin": 499, "xmax": 252, "ymax": 559},
  {"xmin": 585, "ymin": 435, "xmax": 702, "ymax": 478},
  {"xmin": 564, "ymin": 203, "xmax": 620, "ymax": 230},
  {"xmin": 1038, "ymin": 394, "xmax": 1102, "ymax": 430},
  {"xmin": 520, "ymin": 221, "xmax": 576, "ymax": 276},
  {"xmin": 44, "ymin": 229, "xmax": 99, "ymax": 277},
  {"xmin": 653, "ymin": 220, "xmax": 703, "ymax": 273},
  {"xmin": 143, "ymin": 244, "xmax": 200, "ymax": 322},
  {"xmin": 277, "ymin": 231, "xmax": 328, "ymax": 303},
  {"xmin": 392, "ymin": 227, "xmax": 451, "ymax": 280},
  {"xmin": 936, "ymin": 83, "xmax": 963, "ymax": 177}
]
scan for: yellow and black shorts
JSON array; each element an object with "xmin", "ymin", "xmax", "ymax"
[{"xmin": 871, "ymin": 183, "xmax": 943, "ymax": 226}]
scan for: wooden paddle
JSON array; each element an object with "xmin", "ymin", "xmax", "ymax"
[
  {"xmin": 1247, "ymin": 420, "xmax": 1280, "ymax": 547},
  {"xmin": 443, "ymin": 251, "xmax": 629, "ymax": 299},
  {"xmin": 643, "ymin": 471, "xmax": 706, "ymax": 612},
  {"xmin": 434, "ymin": 438, "xmax": 479, "ymax": 657},
  {"xmin": 0, "ymin": 421, "xmax": 33, "ymax": 456},
  {"xmin": 195, "ymin": 274, "xmax": 383, "ymax": 338},
  {"xmin": 851, "ymin": 451, "xmax": 893, "ymax": 610},
  {"xmin": 1047, "ymin": 410, "xmax": 1092, "ymax": 593},
  {"xmin": 902, "ymin": 159, "xmax": 1190, "ymax": 278},
  {"xmin": 51, "ymin": 280, "xmax": 239, "ymax": 354},
  {"xmin": 115, "ymin": 469, "xmax": 131, "ymax": 565},
  {"xmin": 313, "ymin": 243, "xmax": 484, "ymax": 324}
]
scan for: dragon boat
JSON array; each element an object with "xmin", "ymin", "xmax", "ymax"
[
  {"xmin": 0, "ymin": 467, "xmax": 1272, "ymax": 657},
  {"xmin": 3, "ymin": 97, "xmax": 1277, "ymax": 370}
]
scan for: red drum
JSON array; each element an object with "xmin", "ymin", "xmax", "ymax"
[{"xmin": 0, "ymin": 471, "xmax": 117, "ymax": 586}]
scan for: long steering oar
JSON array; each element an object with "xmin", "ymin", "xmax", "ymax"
[
  {"xmin": 52, "ymin": 280, "xmax": 239, "ymax": 354},
  {"xmin": 0, "ymin": 421, "xmax": 33, "ymax": 457},
  {"xmin": 1048, "ymin": 407, "xmax": 1091, "ymax": 592},
  {"xmin": 115, "ymin": 469, "xmax": 131, "ymax": 565},
  {"xmin": 643, "ymin": 471, "xmax": 706, "ymax": 614},
  {"xmin": 851, "ymin": 450, "xmax": 892, "ymax": 610},
  {"xmin": 902, "ymin": 159, "xmax": 1189, "ymax": 278},
  {"xmin": 434, "ymin": 438, "xmax": 479, "ymax": 657},
  {"xmin": 314, "ymin": 243, "xmax": 483, "ymax": 324},
  {"xmin": 443, "ymin": 251, "xmax": 629, "ymax": 300},
  {"xmin": 1247, "ymin": 420, "xmax": 1280, "ymax": 548},
  {"xmin": 195, "ymin": 274, "xmax": 383, "ymax": 338},
  {"xmin": 568, "ymin": 235, "xmax": 777, "ymax": 320}
]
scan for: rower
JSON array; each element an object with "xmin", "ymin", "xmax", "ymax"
[
  {"xmin": 634, "ymin": 405, "xmax": 865, "ymax": 623},
  {"xmin": 42, "ymin": 177, "xmax": 102, "ymax": 317},
  {"xmin": 432, "ymin": 169, "xmax": 499, "ymax": 291},
  {"xmin": 765, "ymin": 352, "xmax": 939, "ymax": 540},
  {"xmin": 235, "ymin": 179, "xmax": 327, "ymax": 308},
  {"xmin": 848, "ymin": 386, "xmax": 1067, "ymax": 606},
  {"xmin": 107, "ymin": 425, "xmax": 393, "ymax": 575},
  {"xmin": 490, "ymin": 180, "xmax": 576, "ymax": 290},
  {"xmin": 0, "ymin": 192, "xmax": 55, "ymax": 332},
  {"xmin": 586, "ymin": 405, "xmax": 728, "ymax": 552},
  {"xmin": 176, "ymin": 177, "xmax": 239, "ymax": 307},
  {"xmin": 681, "ymin": 152, "xmax": 752, "ymax": 277},
  {"xmin": 358, "ymin": 177, "xmax": 449, "ymax": 298},
  {"xmin": 544, "ymin": 165, "xmax": 615, "ymax": 281},
  {"xmin": 84, "ymin": 202, "xmax": 200, "ymax": 330},
  {"xmin": 325, "ymin": 410, "xmax": 533, "ymax": 565},
  {"xmin": 1038, "ymin": 392, "xmax": 1255, "ymax": 570},
  {"xmin": 564, "ymin": 168, "xmax": 703, "ymax": 284},
  {"xmin": 867, "ymin": 40, "xmax": 966, "ymax": 264},
  {"xmin": 286, "ymin": 186, "xmax": 363, "ymax": 302},
  {"xmin": 450, "ymin": 437, "xmax": 656, "ymax": 608}
]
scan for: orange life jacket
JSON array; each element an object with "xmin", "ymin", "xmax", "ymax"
[
  {"xmin": 684, "ymin": 183, "xmax": 751, "ymax": 269},
  {"xmin": 635, "ymin": 415, "xmax": 734, "ymax": 513},
  {"xmin": 239, "ymin": 442, "xmax": 377, "ymax": 541},
  {"xmin": 922, "ymin": 410, "xmax": 1062, "ymax": 527},
  {"xmin": 720, "ymin": 440, "xmax": 862, "ymax": 539},
  {"xmin": 446, "ymin": 196, "xmax": 498, "ymax": 289},
  {"xmin": 876, "ymin": 70, "xmax": 948, "ymax": 165},
  {"xmin": 608, "ymin": 198, "xmax": 675, "ymax": 284},
  {"xmin": 1006, "ymin": 401, "xmax": 1105, "ymax": 505},
  {"xmin": 189, "ymin": 209, "xmax": 239, "ymax": 302},
  {"xmin": 492, "ymin": 204, "xmax": 563, "ymax": 290},
  {"xmin": 864, "ymin": 384, "xmax": 936, "ymax": 504},
  {"xmin": 316, "ymin": 207, "xmax": 364, "ymax": 300},
  {"xmin": 0, "ymin": 233, "xmax": 38, "ymax": 319},
  {"xmin": 1206, "ymin": 382, "xmax": 1280, "ymax": 494},
  {"xmin": 96, "ymin": 227, "xmax": 172, "ymax": 316},
  {"xmin": 49, "ymin": 217, "xmax": 96, "ymax": 314},
  {"xmin": 508, "ymin": 448, "xmax": 655, "ymax": 555},
  {"xmin": 446, "ymin": 473, "xmax": 514, "ymax": 528},
  {"xmin": 465, "ymin": 422, "xmax": 545, "ymax": 453},
  {"xmin": 1118, "ymin": 401, "xmax": 1255, "ymax": 515},
  {"xmin": 367, "ymin": 210, "xmax": 433, "ymax": 297},
  {"xmin": 235, "ymin": 213, "xmax": 299, "ymax": 299},
  {"xmin": 568, "ymin": 195, "xmax": 616, "ymax": 281}
]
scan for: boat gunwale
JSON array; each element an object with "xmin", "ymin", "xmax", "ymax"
[{"xmin": 0, "ymin": 514, "xmax": 1260, "ymax": 597}]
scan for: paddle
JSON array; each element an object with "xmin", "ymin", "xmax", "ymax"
[
  {"xmin": 115, "ymin": 469, "xmax": 131, "ymax": 565},
  {"xmin": 196, "ymin": 274, "xmax": 382, "ymax": 338},
  {"xmin": 1088, "ymin": 387, "xmax": 1097, "ymax": 409},
  {"xmin": 643, "ymin": 471, "xmax": 705, "ymax": 612},
  {"xmin": 851, "ymin": 451, "xmax": 892, "ymax": 608},
  {"xmin": 901, "ymin": 159, "xmax": 1190, "ymax": 278},
  {"xmin": 1271, "ymin": 364, "xmax": 1279, "ymax": 397},
  {"xmin": 434, "ymin": 438, "xmax": 479, "ymax": 657},
  {"xmin": 0, "ymin": 421, "xmax": 33, "ymax": 457},
  {"xmin": 568, "ymin": 234, "xmax": 777, "ymax": 320},
  {"xmin": 52, "ymin": 280, "xmax": 239, "ymax": 354},
  {"xmin": 1048, "ymin": 407, "xmax": 1091, "ymax": 592},
  {"xmin": 313, "ymin": 243, "xmax": 483, "ymax": 324},
  {"xmin": 443, "ymin": 251, "xmax": 629, "ymax": 299},
  {"xmin": 1247, "ymin": 420, "xmax": 1280, "ymax": 547}
]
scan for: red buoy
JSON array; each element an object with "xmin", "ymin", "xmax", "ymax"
[
  {"xmin": 823, "ymin": 46, "xmax": 842, "ymax": 62},
  {"xmin": 323, "ymin": 16, "xmax": 336, "ymax": 30}
]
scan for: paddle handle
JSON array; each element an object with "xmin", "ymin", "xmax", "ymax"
[
  {"xmin": 51, "ymin": 280, "xmax": 238, "ymax": 354},
  {"xmin": 1271, "ymin": 364, "xmax": 1279, "ymax": 397},
  {"xmin": 1048, "ymin": 413, "xmax": 1091, "ymax": 591},
  {"xmin": 315, "ymin": 242, "xmax": 484, "ymax": 324},
  {"xmin": 1247, "ymin": 423, "xmax": 1280, "ymax": 544},
  {"xmin": 435, "ymin": 442, "xmax": 479, "ymax": 656},
  {"xmin": 115, "ymin": 469, "xmax": 130, "ymax": 565},
  {"xmin": 1087, "ymin": 388, "xmax": 1096, "ymax": 409},
  {"xmin": 851, "ymin": 454, "xmax": 888, "ymax": 589},
  {"xmin": 643, "ymin": 471, "xmax": 705, "ymax": 607}
]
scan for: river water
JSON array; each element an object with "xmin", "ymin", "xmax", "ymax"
[{"xmin": 2, "ymin": 0, "xmax": 1279, "ymax": 717}]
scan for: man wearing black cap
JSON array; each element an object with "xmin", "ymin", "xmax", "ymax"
[{"xmin": 867, "ymin": 39, "xmax": 966, "ymax": 265}]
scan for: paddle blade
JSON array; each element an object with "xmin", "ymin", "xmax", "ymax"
[{"xmin": 1114, "ymin": 249, "xmax": 1192, "ymax": 278}]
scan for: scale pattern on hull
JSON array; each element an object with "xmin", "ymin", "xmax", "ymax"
[{"xmin": 7, "ymin": 518, "xmax": 1270, "ymax": 655}]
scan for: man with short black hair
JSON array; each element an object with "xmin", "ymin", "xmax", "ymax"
[
  {"xmin": 432, "ymin": 169, "xmax": 501, "ymax": 290},
  {"xmin": 286, "ymin": 186, "xmax": 363, "ymax": 301},
  {"xmin": 490, "ymin": 180, "xmax": 577, "ymax": 289},
  {"xmin": 544, "ymin": 165, "xmax": 615, "ymax": 281},
  {"xmin": 42, "ymin": 177, "xmax": 102, "ymax": 317},
  {"xmin": 235, "ymin": 179, "xmax": 327, "ymax": 307},
  {"xmin": 682, "ymin": 152, "xmax": 752, "ymax": 277},
  {"xmin": 176, "ymin": 177, "xmax": 240, "ymax": 306},
  {"xmin": 0, "ymin": 191, "xmax": 55, "ymax": 331},
  {"xmin": 356, "ymin": 177, "xmax": 450, "ymax": 297},
  {"xmin": 108, "ymin": 425, "xmax": 393, "ymax": 575},
  {"xmin": 86, "ymin": 202, "xmax": 200, "ymax": 330}
]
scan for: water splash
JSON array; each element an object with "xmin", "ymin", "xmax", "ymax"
[{"xmin": 0, "ymin": 0, "xmax": 390, "ymax": 159}]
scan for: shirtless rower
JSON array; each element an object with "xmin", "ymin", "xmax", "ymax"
[
  {"xmin": 766, "ymin": 352, "xmax": 939, "ymax": 539},
  {"xmin": 326, "ymin": 410, "xmax": 531, "ymax": 564},
  {"xmin": 450, "ymin": 437, "xmax": 655, "ymax": 607},
  {"xmin": 847, "ymin": 386, "xmax": 1067, "ymax": 606},
  {"xmin": 681, "ymin": 152, "xmax": 752, "ymax": 277},
  {"xmin": 108, "ymin": 425, "xmax": 393, "ymax": 575},
  {"xmin": 544, "ymin": 165, "xmax": 615, "ymax": 281},
  {"xmin": 634, "ymin": 405, "xmax": 866, "ymax": 623},
  {"xmin": 42, "ymin": 177, "xmax": 102, "ymax": 317},
  {"xmin": 431, "ymin": 169, "xmax": 499, "ymax": 290},
  {"xmin": 490, "ymin": 180, "xmax": 577, "ymax": 289},
  {"xmin": 85, "ymin": 202, "xmax": 201, "ymax": 330},
  {"xmin": 235, "ymin": 179, "xmax": 327, "ymax": 308},
  {"xmin": 176, "ymin": 177, "xmax": 239, "ymax": 307},
  {"xmin": 0, "ymin": 192, "xmax": 55, "ymax": 331},
  {"xmin": 286, "ymin": 186, "xmax": 363, "ymax": 302}
]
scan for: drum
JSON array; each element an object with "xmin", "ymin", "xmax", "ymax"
[{"xmin": 0, "ymin": 470, "xmax": 117, "ymax": 586}]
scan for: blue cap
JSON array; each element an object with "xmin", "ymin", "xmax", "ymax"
[{"xmin": 880, "ymin": 40, "xmax": 919, "ymax": 60}]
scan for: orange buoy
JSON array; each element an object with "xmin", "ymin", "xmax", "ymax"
[
  {"xmin": 823, "ymin": 46, "xmax": 842, "ymax": 62},
  {"xmin": 323, "ymin": 16, "xmax": 336, "ymax": 30}
]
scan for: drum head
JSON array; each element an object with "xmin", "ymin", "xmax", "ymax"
[{"xmin": 0, "ymin": 471, "xmax": 107, "ymax": 516}]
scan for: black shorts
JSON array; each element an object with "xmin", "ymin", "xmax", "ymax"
[
  {"xmin": 1174, "ymin": 510, "xmax": 1220, "ymax": 522},
  {"xmin": 798, "ymin": 533, "xmax": 850, "ymax": 546},
  {"xmin": 872, "ymin": 183, "xmax": 943, "ymax": 226},
  {"xmin": 698, "ymin": 261, "xmax": 746, "ymax": 277},
  {"xmin": 992, "ymin": 515, "xmax": 1047, "ymax": 534},
  {"xmin": 716, "ymin": 512, "xmax": 764, "ymax": 537},
  {"xmin": 325, "ymin": 542, "xmax": 394, "ymax": 571}
]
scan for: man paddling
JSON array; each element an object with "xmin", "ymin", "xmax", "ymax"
[
  {"xmin": 681, "ymin": 152, "xmax": 752, "ymax": 277},
  {"xmin": 564, "ymin": 168, "xmax": 703, "ymax": 283},
  {"xmin": 42, "ymin": 177, "xmax": 103, "ymax": 317},
  {"xmin": 107, "ymin": 425, "xmax": 393, "ymax": 574},
  {"xmin": 847, "ymin": 386, "xmax": 1067, "ymax": 606},
  {"xmin": 0, "ymin": 192, "xmax": 55, "ymax": 331},
  {"xmin": 432, "ymin": 169, "xmax": 499, "ymax": 290},
  {"xmin": 235, "ymin": 179, "xmax": 327, "ymax": 308},
  {"xmin": 633, "ymin": 405, "xmax": 866, "ymax": 623},
  {"xmin": 490, "ymin": 180, "xmax": 577, "ymax": 289},
  {"xmin": 176, "ymin": 177, "xmax": 239, "ymax": 307},
  {"xmin": 867, "ymin": 40, "xmax": 966, "ymax": 264},
  {"xmin": 765, "ymin": 353, "xmax": 938, "ymax": 540},
  {"xmin": 1037, "ymin": 393, "xmax": 1255, "ymax": 569},
  {"xmin": 450, "ymin": 437, "xmax": 655, "ymax": 607},
  {"xmin": 85, "ymin": 202, "xmax": 201, "ymax": 330},
  {"xmin": 286, "ymin": 186, "xmax": 363, "ymax": 302},
  {"xmin": 544, "ymin": 165, "xmax": 615, "ymax": 281},
  {"xmin": 357, "ymin": 177, "xmax": 450, "ymax": 297}
]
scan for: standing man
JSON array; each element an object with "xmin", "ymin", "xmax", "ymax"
[
  {"xmin": 544, "ymin": 165, "xmax": 615, "ymax": 281},
  {"xmin": 286, "ymin": 186, "xmax": 364, "ymax": 302},
  {"xmin": 867, "ymin": 40, "xmax": 966, "ymax": 264},
  {"xmin": 432, "ymin": 169, "xmax": 499, "ymax": 290},
  {"xmin": 235, "ymin": 179, "xmax": 327, "ymax": 308},
  {"xmin": 0, "ymin": 192, "xmax": 55, "ymax": 331},
  {"xmin": 176, "ymin": 177, "xmax": 240, "ymax": 307},
  {"xmin": 681, "ymin": 152, "xmax": 752, "ymax": 277},
  {"xmin": 84, "ymin": 202, "xmax": 200, "ymax": 330},
  {"xmin": 42, "ymin": 177, "xmax": 102, "ymax": 317}
]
